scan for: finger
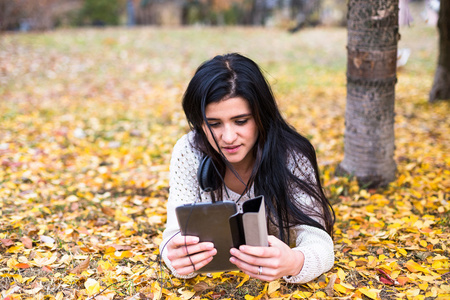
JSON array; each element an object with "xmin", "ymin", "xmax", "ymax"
[
  {"xmin": 229, "ymin": 256, "xmax": 276, "ymax": 281},
  {"xmin": 172, "ymin": 248, "xmax": 217, "ymax": 270},
  {"xmin": 170, "ymin": 235, "xmax": 200, "ymax": 248},
  {"xmin": 176, "ymin": 254, "xmax": 214, "ymax": 275},
  {"xmin": 168, "ymin": 241, "xmax": 215, "ymax": 261},
  {"xmin": 231, "ymin": 247, "xmax": 277, "ymax": 266},
  {"xmin": 237, "ymin": 244, "xmax": 277, "ymax": 258},
  {"xmin": 180, "ymin": 241, "xmax": 215, "ymax": 256}
]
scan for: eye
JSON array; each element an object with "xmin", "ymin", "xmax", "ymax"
[
  {"xmin": 208, "ymin": 122, "xmax": 220, "ymax": 128},
  {"xmin": 235, "ymin": 119, "xmax": 248, "ymax": 125}
]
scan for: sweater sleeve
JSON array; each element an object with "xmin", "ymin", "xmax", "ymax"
[
  {"xmin": 282, "ymin": 152, "xmax": 335, "ymax": 283},
  {"xmin": 159, "ymin": 133, "xmax": 204, "ymax": 279},
  {"xmin": 283, "ymin": 225, "xmax": 334, "ymax": 283}
]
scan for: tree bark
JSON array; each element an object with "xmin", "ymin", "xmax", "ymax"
[
  {"xmin": 337, "ymin": 0, "xmax": 399, "ymax": 188},
  {"xmin": 429, "ymin": 0, "xmax": 450, "ymax": 102}
]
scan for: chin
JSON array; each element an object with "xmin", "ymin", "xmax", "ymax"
[{"xmin": 226, "ymin": 156, "xmax": 246, "ymax": 165}]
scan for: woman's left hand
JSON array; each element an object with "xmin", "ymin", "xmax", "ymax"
[{"xmin": 229, "ymin": 235, "xmax": 304, "ymax": 281}]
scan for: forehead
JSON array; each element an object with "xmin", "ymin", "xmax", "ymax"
[{"xmin": 205, "ymin": 97, "xmax": 251, "ymax": 117}]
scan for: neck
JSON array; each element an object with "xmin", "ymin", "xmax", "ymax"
[{"xmin": 224, "ymin": 157, "xmax": 255, "ymax": 195}]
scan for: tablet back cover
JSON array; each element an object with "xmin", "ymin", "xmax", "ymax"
[{"xmin": 176, "ymin": 202, "xmax": 238, "ymax": 273}]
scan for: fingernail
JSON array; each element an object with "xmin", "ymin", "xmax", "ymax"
[
  {"xmin": 230, "ymin": 248, "xmax": 236, "ymax": 255},
  {"xmin": 230, "ymin": 257, "xmax": 236, "ymax": 264},
  {"xmin": 239, "ymin": 246, "xmax": 246, "ymax": 251}
]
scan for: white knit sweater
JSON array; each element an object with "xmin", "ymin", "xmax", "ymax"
[{"xmin": 160, "ymin": 132, "xmax": 334, "ymax": 283}]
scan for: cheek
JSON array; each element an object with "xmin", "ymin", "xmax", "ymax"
[
  {"xmin": 247, "ymin": 123, "xmax": 259, "ymax": 142},
  {"xmin": 202, "ymin": 126, "xmax": 219, "ymax": 150}
]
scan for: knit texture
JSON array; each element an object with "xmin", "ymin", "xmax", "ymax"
[{"xmin": 160, "ymin": 132, "xmax": 334, "ymax": 283}]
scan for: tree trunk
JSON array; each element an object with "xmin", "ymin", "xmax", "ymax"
[
  {"xmin": 429, "ymin": 0, "xmax": 450, "ymax": 102},
  {"xmin": 251, "ymin": 0, "xmax": 266, "ymax": 25},
  {"xmin": 337, "ymin": 0, "xmax": 399, "ymax": 188}
]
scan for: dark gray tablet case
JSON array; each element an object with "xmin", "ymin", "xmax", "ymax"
[{"xmin": 175, "ymin": 196, "xmax": 268, "ymax": 273}]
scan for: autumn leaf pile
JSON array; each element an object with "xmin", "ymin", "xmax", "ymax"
[{"xmin": 1, "ymin": 24, "xmax": 449, "ymax": 300}]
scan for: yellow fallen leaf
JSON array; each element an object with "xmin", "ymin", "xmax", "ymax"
[
  {"xmin": 178, "ymin": 289, "xmax": 195, "ymax": 300},
  {"xmin": 292, "ymin": 291, "xmax": 312, "ymax": 298},
  {"xmin": 33, "ymin": 254, "xmax": 58, "ymax": 267},
  {"xmin": 13, "ymin": 274, "xmax": 24, "ymax": 283},
  {"xmin": 268, "ymin": 280, "xmax": 281, "ymax": 295},
  {"xmin": 337, "ymin": 268, "xmax": 346, "ymax": 281},
  {"xmin": 23, "ymin": 283, "xmax": 43, "ymax": 294},
  {"xmin": 6, "ymin": 245, "xmax": 22, "ymax": 253},
  {"xmin": 350, "ymin": 251, "xmax": 368, "ymax": 255},
  {"xmin": 405, "ymin": 288, "xmax": 421, "ymax": 297},
  {"xmin": 419, "ymin": 282, "xmax": 428, "ymax": 291},
  {"xmin": 313, "ymin": 291, "xmax": 327, "ymax": 298},
  {"xmin": 440, "ymin": 284, "xmax": 450, "ymax": 292},
  {"xmin": 397, "ymin": 248, "xmax": 408, "ymax": 256},
  {"xmin": 92, "ymin": 291, "xmax": 116, "ymax": 300},
  {"xmin": 85, "ymin": 278, "xmax": 100, "ymax": 296},
  {"xmin": 367, "ymin": 256, "xmax": 377, "ymax": 268},
  {"xmin": 7, "ymin": 258, "xmax": 19, "ymax": 268},
  {"xmin": 432, "ymin": 261, "xmax": 443, "ymax": 270},
  {"xmin": 358, "ymin": 287, "xmax": 379, "ymax": 300},
  {"xmin": 334, "ymin": 283, "xmax": 348, "ymax": 294},
  {"xmin": 425, "ymin": 288, "xmax": 438, "ymax": 298},
  {"xmin": 417, "ymin": 275, "xmax": 439, "ymax": 282},
  {"xmin": 56, "ymin": 292, "xmax": 64, "ymax": 300},
  {"xmin": 405, "ymin": 260, "xmax": 428, "ymax": 273},
  {"xmin": 236, "ymin": 274, "xmax": 249, "ymax": 288}
]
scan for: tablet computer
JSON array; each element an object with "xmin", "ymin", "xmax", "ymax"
[{"xmin": 175, "ymin": 196, "xmax": 268, "ymax": 273}]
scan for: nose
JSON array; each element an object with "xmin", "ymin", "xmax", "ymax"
[{"xmin": 222, "ymin": 125, "xmax": 237, "ymax": 144}]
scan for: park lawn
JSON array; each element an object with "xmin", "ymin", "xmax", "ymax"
[{"xmin": 0, "ymin": 24, "xmax": 449, "ymax": 299}]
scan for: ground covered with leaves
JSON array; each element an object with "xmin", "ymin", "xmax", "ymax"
[{"xmin": 1, "ymin": 22, "xmax": 449, "ymax": 300}]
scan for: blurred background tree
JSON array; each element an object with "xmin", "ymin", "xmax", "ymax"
[
  {"xmin": 0, "ymin": 0, "xmax": 348, "ymax": 30},
  {"xmin": 0, "ymin": 0, "xmax": 81, "ymax": 30},
  {"xmin": 78, "ymin": 0, "xmax": 122, "ymax": 26},
  {"xmin": 429, "ymin": 0, "xmax": 450, "ymax": 102}
]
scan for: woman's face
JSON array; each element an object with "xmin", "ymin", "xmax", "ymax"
[{"xmin": 203, "ymin": 97, "xmax": 259, "ymax": 169}]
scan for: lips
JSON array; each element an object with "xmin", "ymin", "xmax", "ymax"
[{"xmin": 223, "ymin": 145, "xmax": 241, "ymax": 154}]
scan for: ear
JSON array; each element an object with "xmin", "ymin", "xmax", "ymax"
[{"xmin": 197, "ymin": 156, "xmax": 220, "ymax": 191}]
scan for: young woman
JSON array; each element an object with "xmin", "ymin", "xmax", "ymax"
[{"xmin": 160, "ymin": 53, "xmax": 335, "ymax": 283}]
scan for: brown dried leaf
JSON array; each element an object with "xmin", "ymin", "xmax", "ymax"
[
  {"xmin": 95, "ymin": 217, "xmax": 109, "ymax": 226},
  {"xmin": 193, "ymin": 281, "xmax": 213, "ymax": 292},
  {"xmin": 101, "ymin": 206, "xmax": 116, "ymax": 216},
  {"xmin": 24, "ymin": 225, "xmax": 39, "ymax": 236},
  {"xmin": 21, "ymin": 236, "xmax": 33, "ymax": 249},
  {"xmin": 0, "ymin": 239, "xmax": 14, "ymax": 247},
  {"xmin": 69, "ymin": 257, "xmax": 90, "ymax": 274},
  {"xmin": 110, "ymin": 244, "xmax": 133, "ymax": 251},
  {"xmin": 325, "ymin": 273, "xmax": 337, "ymax": 297}
]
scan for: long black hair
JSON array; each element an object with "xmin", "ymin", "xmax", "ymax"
[{"xmin": 182, "ymin": 53, "xmax": 335, "ymax": 241}]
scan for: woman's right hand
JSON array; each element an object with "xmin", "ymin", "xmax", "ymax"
[{"xmin": 166, "ymin": 234, "xmax": 217, "ymax": 275}]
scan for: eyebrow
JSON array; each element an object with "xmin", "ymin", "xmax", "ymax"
[{"xmin": 206, "ymin": 113, "xmax": 252, "ymax": 121}]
